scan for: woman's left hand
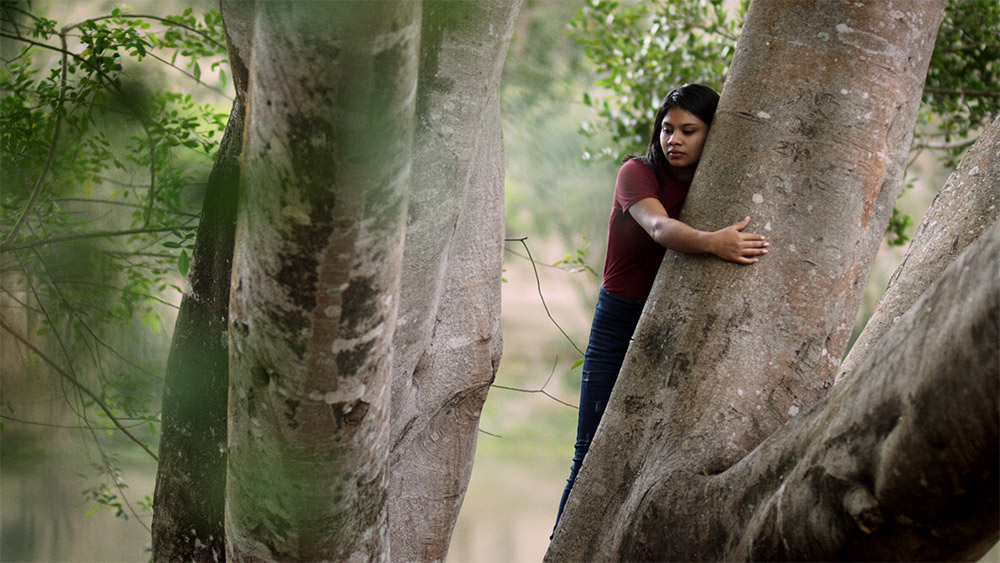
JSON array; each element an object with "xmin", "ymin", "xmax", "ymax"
[{"xmin": 706, "ymin": 216, "xmax": 769, "ymax": 264}]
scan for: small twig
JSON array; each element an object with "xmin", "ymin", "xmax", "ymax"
[
  {"xmin": 924, "ymin": 87, "xmax": 1000, "ymax": 99},
  {"xmin": 504, "ymin": 236, "xmax": 585, "ymax": 356},
  {"xmin": 54, "ymin": 197, "xmax": 200, "ymax": 218},
  {"xmin": 2, "ymin": 27, "xmax": 70, "ymax": 248},
  {"xmin": 144, "ymin": 139, "xmax": 156, "ymax": 227},
  {"xmin": 491, "ymin": 384, "xmax": 578, "ymax": 409},
  {"xmin": 83, "ymin": 13, "xmax": 227, "ymax": 51},
  {"xmin": 1, "ymin": 224, "xmax": 197, "ymax": 252},
  {"xmin": 504, "ymin": 247, "xmax": 565, "ymax": 270},
  {"xmin": 142, "ymin": 50, "xmax": 232, "ymax": 98},
  {"xmin": 0, "ymin": 414, "xmax": 154, "ymax": 430},
  {"xmin": 0, "ymin": 316, "xmax": 158, "ymax": 461},
  {"xmin": 492, "ymin": 357, "xmax": 578, "ymax": 409},
  {"xmin": 911, "ymin": 135, "xmax": 980, "ymax": 151}
]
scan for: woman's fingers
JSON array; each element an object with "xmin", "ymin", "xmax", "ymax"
[
  {"xmin": 719, "ymin": 218, "xmax": 770, "ymax": 263},
  {"xmin": 739, "ymin": 233, "xmax": 769, "ymax": 253}
]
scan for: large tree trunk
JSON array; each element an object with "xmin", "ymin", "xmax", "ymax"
[
  {"xmin": 150, "ymin": 5, "xmax": 251, "ymax": 558},
  {"xmin": 620, "ymin": 219, "xmax": 999, "ymax": 561},
  {"xmin": 388, "ymin": 2, "xmax": 521, "ymax": 560},
  {"xmin": 224, "ymin": 2, "xmax": 420, "ymax": 560},
  {"xmin": 547, "ymin": 1, "xmax": 951, "ymax": 559},
  {"xmin": 153, "ymin": 1, "xmax": 520, "ymax": 559}
]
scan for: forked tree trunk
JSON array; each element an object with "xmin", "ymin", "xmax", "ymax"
[
  {"xmin": 620, "ymin": 219, "xmax": 999, "ymax": 561},
  {"xmin": 547, "ymin": 1, "xmax": 953, "ymax": 559},
  {"xmin": 224, "ymin": 2, "xmax": 420, "ymax": 560},
  {"xmin": 608, "ymin": 116, "xmax": 1000, "ymax": 559},
  {"xmin": 155, "ymin": 1, "xmax": 520, "ymax": 559}
]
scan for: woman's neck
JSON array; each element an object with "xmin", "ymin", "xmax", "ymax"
[{"xmin": 667, "ymin": 164, "xmax": 695, "ymax": 183}]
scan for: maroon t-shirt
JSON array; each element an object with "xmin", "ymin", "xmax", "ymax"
[{"xmin": 602, "ymin": 158, "xmax": 691, "ymax": 300}]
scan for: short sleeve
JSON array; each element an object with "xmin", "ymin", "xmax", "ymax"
[{"xmin": 613, "ymin": 159, "xmax": 660, "ymax": 214}]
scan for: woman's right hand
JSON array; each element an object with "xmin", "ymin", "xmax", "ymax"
[{"xmin": 707, "ymin": 216, "xmax": 769, "ymax": 264}]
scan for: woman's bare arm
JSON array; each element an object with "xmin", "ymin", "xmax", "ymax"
[{"xmin": 628, "ymin": 198, "xmax": 769, "ymax": 265}]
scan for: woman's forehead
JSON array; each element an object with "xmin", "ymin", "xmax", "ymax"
[{"xmin": 662, "ymin": 108, "xmax": 705, "ymax": 127}]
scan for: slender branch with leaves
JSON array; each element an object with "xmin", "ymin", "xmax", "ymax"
[{"xmin": 0, "ymin": 1, "xmax": 230, "ymax": 528}]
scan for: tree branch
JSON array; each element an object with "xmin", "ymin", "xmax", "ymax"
[
  {"xmin": 924, "ymin": 87, "xmax": 1000, "ymax": 99},
  {"xmin": 83, "ymin": 12, "xmax": 227, "ymax": 51},
  {"xmin": 0, "ymin": 316, "xmax": 158, "ymax": 461},
  {"xmin": 911, "ymin": 135, "xmax": 980, "ymax": 151},
  {"xmin": 619, "ymin": 221, "xmax": 999, "ymax": 562},
  {"xmin": 492, "ymin": 357, "xmax": 578, "ymax": 409},
  {"xmin": 505, "ymin": 236, "xmax": 585, "ymax": 356},
  {"xmin": 1, "ymin": 28, "xmax": 70, "ymax": 248},
  {"xmin": 0, "ymin": 224, "xmax": 197, "ymax": 252}
]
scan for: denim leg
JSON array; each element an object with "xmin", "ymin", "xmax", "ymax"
[{"xmin": 553, "ymin": 287, "xmax": 644, "ymax": 532}]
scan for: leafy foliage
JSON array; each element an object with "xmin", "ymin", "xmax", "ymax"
[
  {"xmin": 571, "ymin": 0, "xmax": 998, "ymax": 245},
  {"xmin": 0, "ymin": 0, "xmax": 230, "ymax": 526},
  {"xmin": 570, "ymin": 0, "xmax": 744, "ymax": 161},
  {"xmin": 920, "ymin": 0, "xmax": 1000, "ymax": 164}
]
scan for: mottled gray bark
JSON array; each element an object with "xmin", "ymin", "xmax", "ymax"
[
  {"xmin": 224, "ymin": 2, "xmax": 420, "ymax": 560},
  {"xmin": 547, "ymin": 1, "xmax": 951, "ymax": 560},
  {"xmin": 388, "ymin": 2, "xmax": 521, "ymax": 561},
  {"xmin": 154, "ymin": 1, "xmax": 519, "ymax": 559},
  {"xmin": 621, "ymin": 219, "xmax": 999, "ymax": 561},
  {"xmin": 838, "ymin": 113, "xmax": 1000, "ymax": 383}
]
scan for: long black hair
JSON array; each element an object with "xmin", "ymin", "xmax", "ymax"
[{"xmin": 636, "ymin": 83, "xmax": 720, "ymax": 183}]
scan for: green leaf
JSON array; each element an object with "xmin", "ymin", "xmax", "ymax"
[{"xmin": 178, "ymin": 250, "xmax": 190, "ymax": 277}]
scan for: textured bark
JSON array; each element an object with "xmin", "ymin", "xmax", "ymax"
[
  {"xmin": 224, "ymin": 2, "xmax": 420, "ymax": 561},
  {"xmin": 547, "ymin": 1, "xmax": 948, "ymax": 560},
  {"xmin": 837, "ymin": 113, "xmax": 1000, "ymax": 383},
  {"xmin": 150, "ymin": 6, "xmax": 250, "ymax": 556},
  {"xmin": 620, "ymin": 219, "xmax": 999, "ymax": 561},
  {"xmin": 387, "ymin": 2, "xmax": 521, "ymax": 561}
]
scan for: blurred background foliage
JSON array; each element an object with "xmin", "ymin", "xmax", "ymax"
[
  {"xmin": 1, "ymin": 0, "xmax": 227, "ymax": 559},
  {"xmin": 1, "ymin": 0, "xmax": 996, "ymax": 561}
]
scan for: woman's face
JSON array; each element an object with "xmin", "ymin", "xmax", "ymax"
[{"xmin": 659, "ymin": 108, "xmax": 709, "ymax": 172}]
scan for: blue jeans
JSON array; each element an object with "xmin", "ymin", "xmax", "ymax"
[{"xmin": 554, "ymin": 286, "xmax": 645, "ymax": 531}]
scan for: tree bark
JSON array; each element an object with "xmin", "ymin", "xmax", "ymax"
[
  {"xmin": 837, "ymin": 113, "xmax": 1000, "ymax": 383},
  {"xmin": 388, "ymin": 2, "xmax": 521, "ymax": 561},
  {"xmin": 153, "ymin": 1, "xmax": 520, "ymax": 559},
  {"xmin": 620, "ymin": 219, "xmax": 999, "ymax": 561},
  {"xmin": 150, "ymin": 4, "xmax": 251, "ymax": 557},
  {"xmin": 547, "ymin": 1, "xmax": 949, "ymax": 559},
  {"xmin": 224, "ymin": 2, "xmax": 420, "ymax": 560}
]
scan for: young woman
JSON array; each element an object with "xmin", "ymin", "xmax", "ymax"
[{"xmin": 553, "ymin": 84, "xmax": 768, "ymax": 530}]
